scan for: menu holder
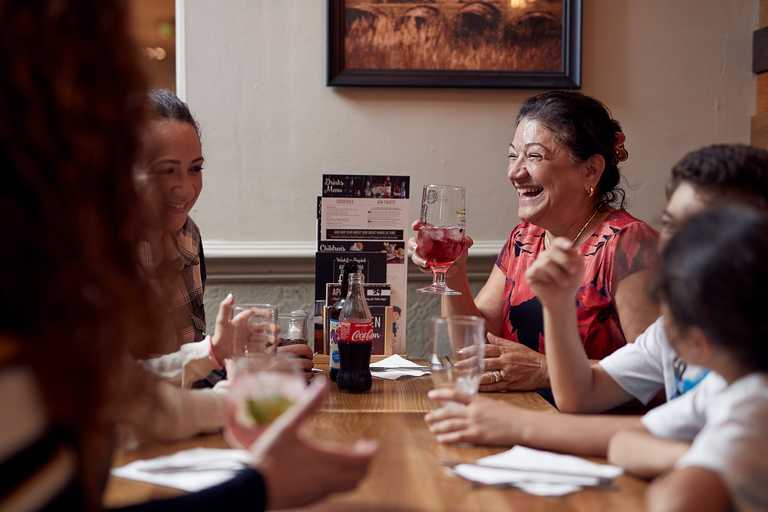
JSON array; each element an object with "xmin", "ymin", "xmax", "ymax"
[
  {"xmin": 322, "ymin": 305, "xmax": 393, "ymax": 356},
  {"xmin": 317, "ymin": 173, "xmax": 410, "ymax": 354},
  {"xmin": 314, "ymin": 251, "xmax": 387, "ymax": 303}
]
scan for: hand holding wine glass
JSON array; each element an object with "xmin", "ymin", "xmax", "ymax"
[
  {"xmin": 415, "ymin": 184, "xmax": 468, "ymax": 295},
  {"xmin": 409, "ymin": 221, "xmax": 473, "ymax": 273}
]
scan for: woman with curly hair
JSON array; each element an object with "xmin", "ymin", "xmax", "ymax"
[{"xmin": 0, "ymin": 1, "xmax": 374, "ymax": 510}]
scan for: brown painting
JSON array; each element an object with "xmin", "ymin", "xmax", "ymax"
[{"xmin": 328, "ymin": 0, "xmax": 581, "ymax": 88}]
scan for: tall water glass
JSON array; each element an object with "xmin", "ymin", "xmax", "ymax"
[
  {"xmin": 232, "ymin": 303, "xmax": 278, "ymax": 358},
  {"xmin": 430, "ymin": 316, "xmax": 485, "ymax": 407},
  {"xmin": 417, "ymin": 184, "xmax": 466, "ymax": 295}
]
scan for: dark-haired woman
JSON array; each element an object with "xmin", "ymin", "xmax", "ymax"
[
  {"xmin": 137, "ymin": 90, "xmax": 313, "ymax": 390},
  {"xmin": 411, "ymin": 91, "xmax": 659, "ymax": 392}
]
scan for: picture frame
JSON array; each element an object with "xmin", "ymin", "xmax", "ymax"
[{"xmin": 327, "ymin": 0, "xmax": 581, "ymax": 89}]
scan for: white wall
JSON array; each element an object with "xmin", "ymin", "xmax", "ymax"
[{"xmin": 181, "ymin": 0, "xmax": 756, "ymax": 256}]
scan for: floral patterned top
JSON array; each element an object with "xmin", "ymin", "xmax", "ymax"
[{"xmin": 495, "ymin": 209, "xmax": 658, "ymax": 360}]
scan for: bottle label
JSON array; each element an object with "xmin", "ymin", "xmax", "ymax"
[
  {"xmin": 328, "ymin": 318, "xmax": 340, "ymax": 369},
  {"xmin": 338, "ymin": 321, "xmax": 374, "ymax": 344}
]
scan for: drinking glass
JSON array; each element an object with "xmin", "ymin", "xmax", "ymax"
[
  {"xmin": 417, "ymin": 184, "xmax": 466, "ymax": 295},
  {"xmin": 278, "ymin": 310, "xmax": 309, "ymax": 347},
  {"xmin": 429, "ymin": 316, "xmax": 485, "ymax": 408},
  {"xmin": 232, "ymin": 303, "xmax": 278, "ymax": 358},
  {"xmin": 224, "ymin": 354, "xmax": 305, "ymax": 448}
]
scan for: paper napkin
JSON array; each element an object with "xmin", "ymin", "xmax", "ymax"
[
  {"xmin": 370, "ymin": 354, "xmax": 430, "ymax": 379},
  {"xmin": 452, "ymin": 446, "xmax": 622, "ymax": 497},
  {"xmin": 112, "ymin": 448, "xmax": 251, "ymax": 492}
]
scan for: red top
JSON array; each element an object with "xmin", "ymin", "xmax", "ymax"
[{"xmin": 495, "ymin": 209, "xmax": 658, "ymax": 360}]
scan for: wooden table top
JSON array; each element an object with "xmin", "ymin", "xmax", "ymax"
[
  {"xmin": 322, "ymin": 375, "xmax": 555, "ymax": 414},
  {"xmin": 105, "ymin": 373, "xmax": 647, "ymax": 511}
]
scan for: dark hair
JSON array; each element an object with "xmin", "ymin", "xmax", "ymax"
[
  {"xmin": 148, "ymin": 88, "xmax": 199, "ymax": 135},
  {"xmin": 0, "ymin": 0, "xmax": 158, "ymax": 505},
  {"xmin": 517, "ymin": 91, "xmax": 626, "ymax": 210},
  {"xmin": 655, "ymin": 205, "xmax": 768, "ymax": 372},
  {"xmin": 667, "ymin": 144, "xmax": 768, "ymax": 207}
]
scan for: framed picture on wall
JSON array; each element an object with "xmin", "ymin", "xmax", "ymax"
[{"xmin": 327, "ymin": 0, "xmax": 581, "ymax": 89}]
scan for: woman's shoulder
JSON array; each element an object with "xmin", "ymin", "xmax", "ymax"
[
  {"xmin": 589, "ymin": 210, "xmax": 659, "ymax": 280},
  {"xmin": 500, "ymin": 221, "xmax": 545, "ymax": 255},
  {"xmin": 182, "ymin": 216, "xmax": 202, "ymax": 240},
  {"xmin": 599, "ymin": 209, "xmax": 658, "ymax": 238},
  {"xmin": 507, "ymin": 221, "xmax": 545, "ymax": 240},
  {"xmin": 496, "ymin": 222, "xmax": 544, "ymax": 271},
  {"xmin": 178, "ymin": 217, "xmax": 203, "ymax": 263}
]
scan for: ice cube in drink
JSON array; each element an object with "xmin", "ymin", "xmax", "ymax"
[{"xmin": 418, "ymin": 225, "xmax": 465, "ymax": 271}]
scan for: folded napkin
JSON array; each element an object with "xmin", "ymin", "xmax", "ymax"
[
  {"xmin": 452, "ymin": 446, "xmax": 622, "ymax": 497},
  {"xmin": 372, "ymin": 369, "xmax": 431, "ymax": 380},
  {"xmin": 370, "ymin": 354, "xmax": 430, "ymax": 380},
  {"xmin": 112, "ymin": 448, "xmax": 251, "ymax": 492},
  {"xmin": 370, "ymin": 354, "xmax": 428, "ymax": 369}
]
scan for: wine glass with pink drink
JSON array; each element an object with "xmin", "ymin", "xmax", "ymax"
[{"xmin": 417, "ymin": 184, "xmax": 466, "ymax": 295}]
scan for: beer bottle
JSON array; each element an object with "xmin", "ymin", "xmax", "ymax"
[{"xmin": 337, "ymin": 266, "xmax": 373, "ymax": 393}]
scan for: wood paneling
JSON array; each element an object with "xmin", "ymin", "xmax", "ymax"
[
  {"xmin": 762, "ymin": 0, "xmax": 768, "ymax": 27},
  {"xmin": 757, "ymin": 74, "xmax": 768, "ymax": 114},
  {"xmin": 751, "ymin": 112, "xmax": 768, "ymax": 148},
  {"xmin": 753, "ymin": 1, "xmax": 768, "ymax": 143}
]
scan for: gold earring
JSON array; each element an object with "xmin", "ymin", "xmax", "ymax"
[{"xmin": 587, "ymin": 186, "xmax": 595, "ymax": 198}]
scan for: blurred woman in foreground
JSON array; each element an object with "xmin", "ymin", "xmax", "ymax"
[{"xmin": 0, "ymin": 1, "xmax": 374, "ymax": 509}]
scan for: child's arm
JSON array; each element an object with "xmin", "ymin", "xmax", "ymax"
[
  {"xmin": 647, "ymin": 467, "xmax": 732, "ymax": 512},
  {"xmin": 607, "ymin": 428, "xmax": 690, "ymax": 478},
  {"xmin": 426, "ymin": 388, "xmax": 644, "ymax": 456},
  {"xmin": 525, "ymin": 239, "xmax": 635, "ymax": 413}
]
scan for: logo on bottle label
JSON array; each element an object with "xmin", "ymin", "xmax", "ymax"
[{"xmin": 338, "ymin": 321, "xmax": 374, "ymax": 343}]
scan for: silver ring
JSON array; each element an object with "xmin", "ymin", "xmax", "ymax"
[{"xmin": 492, "ymin": 370, "xmax": 502, "ymax": 383}]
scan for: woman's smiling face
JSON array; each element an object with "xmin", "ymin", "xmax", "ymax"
[
  {"xmin": 136, "ymin": 120, "xmax": 203, "ymax": 234},
  {"xmin": 507, "ymin": 117, "xmax": 598, "ymax": 232}
]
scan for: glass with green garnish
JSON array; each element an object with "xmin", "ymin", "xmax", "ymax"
[{"xmin": 225, "ymin": 354, "xmax": 306, "ymax": 449}]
